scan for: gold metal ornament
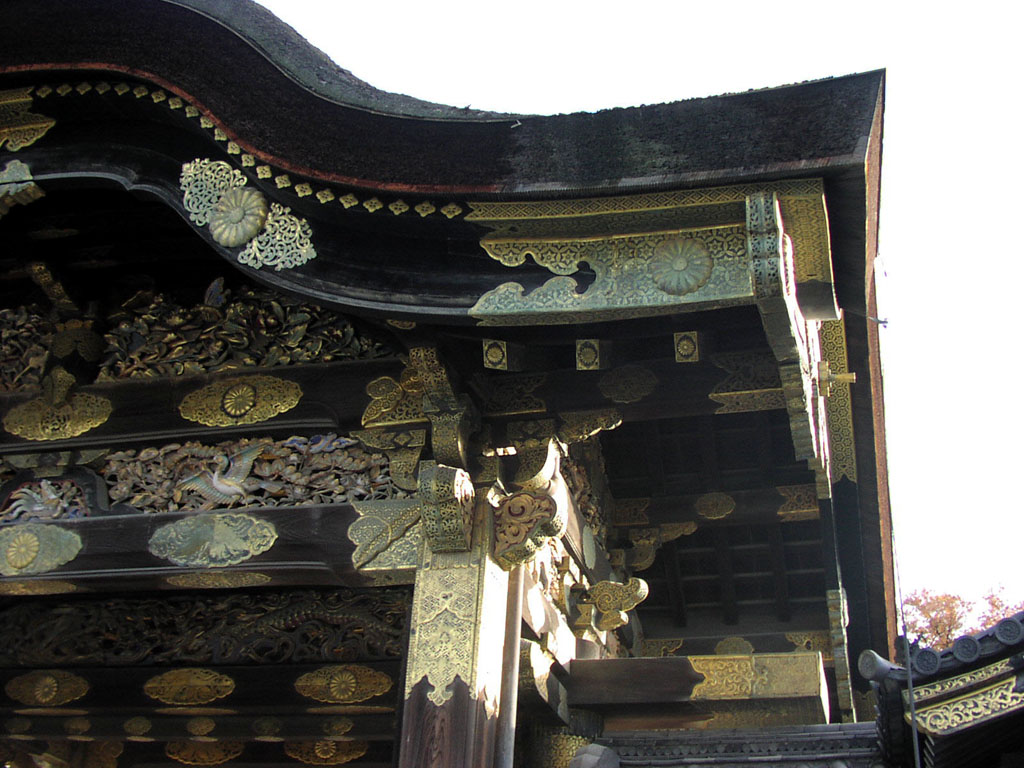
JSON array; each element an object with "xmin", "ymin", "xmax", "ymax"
[
  {"xmin": 0, "ymin": 579, "xmax": 77, "ymax": 595},
  {"xmin": 180, "ymin": 159, "xmax": 247, "ymax": 227},
  {"xmin": 143, "ymin": 669, "xmax": 235, "ymax": 705},
  {"xmin": 0, "ymin": 88, "xmax": 55, "ymax": 151},
  {"xmin": 186, "ymin": 717, "xmax": 216, "ymax": 736},
  {"xmin": 293, "ymin": 665, "xmax": 392, "ymax": 704},
  {"xmin": 650, "ymin": 237, "xmax": 714, "ymax": 295},
  {"xmin": 148, "ymin": 513, "xmax": 277, "ymax": 568},
  {"xmin": 63, "ymin": 716, "xmax": 90, "ymax": 735},
  {"xmin": 165, "ymin": 741, "xmax": 244, "ymax": 766},
  {"xmin": 695, "ymin": 492, "xmax": 736, "ymax": 520},
  {"xmin": 5, "ymin": 670, "xmax": 89, "ymax": 707},
  {"xmin": 0, "ymin": 524, "xmax": 82, "ymax": 576},
  {"xmin": 586, "ymin": 578, "xmax": 649, "ymax": 631},
  {"xmin": 123, "ymin": 716, "xmax": 152, "ymax": 738},
  {"xmin": 283, "ymin": 740, "xmax": 368, "ymax": 765},
  {"xmin": 237, "ymin": 202, "xmax": 317, "ymax": 271},
  {"xmin": 179, "ymin": 375, "xmax": 302, "ymax": 427},
  {"xmin": 3, "ymin": 389, "xmax": 112, "ymax": 441},
  {"xmin": 209, "ymin": 187, "xmax": 268, "ymax": 247},
  {"xmin": 715, "ymin": 636, "xmax": 755, "ymax": 655},
  {"xmin": 598, "ymin": 365, "xmax": 658, "ymax": 404},
  {"xmin": 1, "ymin": 159, "xmax": 45, "ymax": 218}
]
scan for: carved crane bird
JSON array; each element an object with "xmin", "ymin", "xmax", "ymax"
[{"xmin": 177, "ymin": 444, "xmax": 266, "ymax": 509}]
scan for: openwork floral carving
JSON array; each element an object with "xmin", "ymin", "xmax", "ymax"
[
  {"xmin": 102, "ymin": 434, "xmax": 404, "ymax": 513},
  {"xmin": 180, "ymin": 159, "xmax": 247, "ymax": 227},
  {"xmin": 99, "ymin": 282, "xmax": 392, "ymax": 380},
  {"xmin": 0, "ymin": 306, "xmax": 50, "ymax": 392},
  {"xmin": 0, "ymin": 588, "xmax": 410, "ymax": 666},
  {"xmin": 238, "ymin": 202, "xmax": 316, "ymax": 270},
  {"xmin": 1, "ymin": 478, "xmax": 89, "ymax": 523},
  {"xmin": 209, "ymin": 187, "xmax": 268, "ymax": 247}
]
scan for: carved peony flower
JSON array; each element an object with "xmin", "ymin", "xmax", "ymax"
[
  {"xmin": 650, "ymin": 237, "xmax": 713, "ymax": 296},
  {"xmin": 209, "ymin": 187, "xmax": 268, "ymax": 247}
]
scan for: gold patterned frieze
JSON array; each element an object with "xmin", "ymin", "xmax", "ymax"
[
  {"xmin": 147, "ymin": 513, "xmax": 277, "ymax": 568},
  {"xmin": 0, "ymin": 523, "xmax": 82, "ymax": 576},
  {"xmin": 179, "ymin": 375, "xmax": 302, "ymax": 427},
  {"xmin": 284, "ymin": 740, "xmax": 368, "ymax": 765},
  {"xmin": 294, "ymin": 665, "xmax": 392, "ymax": 704},
  {"xmin": 144, "ymin": 669, "xmax": 235, "ymax": 705},
  {"xmin": 819, "ymin": 319, "xmax": 856, "ymax": 483},
  {"xmin": 690, "ymin": 653, "xmax": 826, "ymax": 702},
  {"xmin": 165, "ymin": 741, "xmax": 244, "ymax": 766},
  {"xmin": 5, "ymin": 670, "xmax": 89, "ymax": 707},
  {"xmin": 470, "ymin": 227, "xmax": 750, "ymax": 326},
  {"xmin": 0, "ymin": 88, "xmax": 55, "ymax": 151},
  {"xmin": 907, "ymin": 658, "xmax": 1013, "ymax": 706},
  {"xmin": 914, "ymin": 676, "xmax": 1024, "ymax": 736},
  {"xmin": 164, "ymin": 571, "xmax": 271, "ymax": 589}
]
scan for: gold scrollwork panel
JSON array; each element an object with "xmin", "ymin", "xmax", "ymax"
[{"xmin": 179, "ymin": 375, "xmax": 301, "ymax": 427}]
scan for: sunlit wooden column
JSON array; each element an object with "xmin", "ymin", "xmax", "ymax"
[{"xmin": 397, "ymin": 494, "xmax": 510, "ymax": 768}]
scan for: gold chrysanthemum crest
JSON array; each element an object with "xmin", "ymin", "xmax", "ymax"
[
  {"xmin": 209, "ymin": 187, "xmax": 268, "ymax": 247},
  {"xmin": 5, "ymin": 670, "xmax": 89, "ymax": 707},
  {"xmin": 0, "ymin": 524, "xmax": 82, "ymax": 576},
  {"xmin": 650, "ymin": 237, "xmax": 714, "ymax": 296},
  {"xmin": 179, "ymin": 375, "xmax": 302, "ymax": 427},
  {"xmin": 294, "ymin": 665, "xmax": 392, "ymax": 704},
  {"xmin": 143, "ymin": 669, "xmax": 235, "ymax": 705}
]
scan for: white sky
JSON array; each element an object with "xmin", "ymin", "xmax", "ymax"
[{"xmin": 256, "ymin": 1, "xmax": 1024, "ymax": 608}]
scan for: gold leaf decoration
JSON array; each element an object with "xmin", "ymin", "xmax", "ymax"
[
  {"xmin": 148, "ymin": 514, "xmax": 277, "ymax": 568},
  {"xmin": 165, "ymin": 741, "xmax": 244, "ymax": 766},
  {"xmin": 5, "ymin": 670, "xmax": 89, "ymax": 706},
  {"xmin": 3, "ymin": 391, "xmax": 112, "ymax": 441},
  {"xmin": 715, "ymin": 636, "xmax": 755, "ymax": 655},
  {"xmin": 123, "ymin": 716, "xmax": 152, "ymax": 737},
  {"xmin": 0, "ymin": 579, "xmax": 77, "ymax": 595},
  {"xmin": 143, "ymin": 669, "xmax": 235, "ymax": 705},
  {"xmin": 186, "ymin": 717, "xmax": 216, "ymax": 736},
  {"xmin": 179, "ymin": 375, "xmax": 302, "ymax": 427},
  {"xmin": 284, "ymin": 740, "xmax": 368, "ymax": 765},
  {"xmin": 0, "ymin": 524, "xmax": 82, "ymax": 576},
  {"xmin": 294, "ymin": 665, "xmax": 392, "ymax": 704},
  {"xmin": 164, "ymin": 572, "xmax": 271, "ymax": 589},
  {"xmin": 0, "ymin": 87, "xmax": 55, "ymax": 151},
  {"xmin": 180, "ymin": 160, "xmax": 246, "ymax": 227},
  {"xmin": 695, "ymin": 492, "xmax": 736, "ymax": 520},
  {"xmin": 63, "ymin": 716, "xmax": 90, "ymax": 735},
  {"xmin": 598, "ymin": 365, "xmax": 658, "ymax": 404},
  {"xmin": 237, "ymin": 202, "xmax": 316, "ymax": 271}
]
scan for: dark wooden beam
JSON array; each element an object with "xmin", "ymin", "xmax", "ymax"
[
  {"xmin": 767, "ymin": 523, "xmax": 792, "ymax": 622},
  {"xmin": 663, "ymin": 538, "xmax": 688, "ymax": 627},
  {"xmin": 713, "ymin": 528, "xmax": 739, "ymax": 625}
]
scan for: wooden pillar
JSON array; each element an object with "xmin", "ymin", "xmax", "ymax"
[{"xmin": 397, "ymin": 498, "xmax": 509, "ymax": 768}]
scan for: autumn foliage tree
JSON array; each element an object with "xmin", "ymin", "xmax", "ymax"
[{"xmin": 902, "ymin": 587, "xmax": 1024, "ymax": 649}]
